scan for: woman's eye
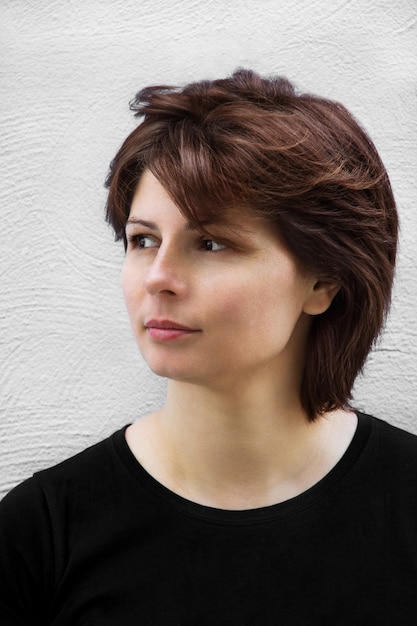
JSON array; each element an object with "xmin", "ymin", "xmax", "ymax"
[
  {"xmin": 129, "ymin": 234, "xmax": 158, "ymax": 249},
  {"xmin": 201, "ymin": 239, "xmax": 226, "ymax": 252}
]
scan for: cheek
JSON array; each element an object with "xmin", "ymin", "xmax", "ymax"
[
  {"xmin": 121, "ymin": 262, "xmax": 141, "ymax": 316},
  {"xmin": 207, "ymin": 268, "xmax": 309, "ymax": 340}
]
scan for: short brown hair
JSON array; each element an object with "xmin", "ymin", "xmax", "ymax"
[{"xmin": 105, "ymin": 68, "xmax": 398, "ymax": 419}]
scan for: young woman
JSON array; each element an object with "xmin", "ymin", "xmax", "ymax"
[{"xmin": 1, "ymin": 69, "xmax": 416, "ymax": 625}]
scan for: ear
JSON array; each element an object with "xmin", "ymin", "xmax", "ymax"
[{"xmin": 303, "ymin": 280, "xmax": 340, "ymax": 315}]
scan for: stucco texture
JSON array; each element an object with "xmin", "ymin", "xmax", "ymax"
[{"xmin": 1, "ymin": 0, "xmax": 416, "ymax": 498}]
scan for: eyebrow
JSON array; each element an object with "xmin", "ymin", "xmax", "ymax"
[{"xmin": 125, "ymin": 218, "xmax": 214, "ymax": 232}]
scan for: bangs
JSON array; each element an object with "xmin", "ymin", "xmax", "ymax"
[{"xmin": 144, "ymin": 118, "xmax": 250, "ymax": 230}]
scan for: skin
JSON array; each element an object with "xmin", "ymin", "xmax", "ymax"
[{"xmin": 123, "ymin": 170, "xmax": 357, "ymax": 510}]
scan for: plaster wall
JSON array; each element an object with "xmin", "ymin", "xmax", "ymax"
[{"xmin": 1, "ymin": 0, "xmax": 416, "ymax": 498}]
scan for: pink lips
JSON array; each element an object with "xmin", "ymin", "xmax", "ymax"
[{"xmin": 145, "ymin": 319, "xmax": 199, "ymax": 341}]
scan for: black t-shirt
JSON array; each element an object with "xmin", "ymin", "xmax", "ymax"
[{"xmin": 1, "ymin": 412, "xmax": 417, "ymax": 625}]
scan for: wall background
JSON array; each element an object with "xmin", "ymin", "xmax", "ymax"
[{"xmin": 1, "ymin": 0, "xmax": 416, "ymax": 499}]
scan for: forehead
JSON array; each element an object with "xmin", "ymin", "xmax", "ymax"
[
  {"xmin": 130, "ymin": 170, "xmax": 171, "ymax": 209},
  {"xmin": 128, "ymin": 169, "xmax": 260, "ymax": 232}
]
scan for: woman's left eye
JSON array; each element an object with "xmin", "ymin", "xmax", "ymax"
[{"xmin": 201, "ymin": 239, "xmax": 226, "ymax": 252}]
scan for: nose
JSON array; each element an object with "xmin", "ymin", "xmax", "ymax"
[{"xmin": 144, "ymin": 244, "xmax": 187, "ymax": 297}]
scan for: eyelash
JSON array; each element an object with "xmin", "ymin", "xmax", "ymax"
[{"xmin": 127, "ymin": 234, "xmax": 227, "ymax": 252}]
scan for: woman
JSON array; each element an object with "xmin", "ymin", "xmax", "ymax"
[{"xmin": 1, "ymin": 69, "xmax": 416, "ymax": 624}]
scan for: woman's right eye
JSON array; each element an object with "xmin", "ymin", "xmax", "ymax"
[{"xmin": 128, "ymin": 234, "xmax": 158, "ymax": 249}]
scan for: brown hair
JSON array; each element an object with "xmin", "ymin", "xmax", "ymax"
[{"xmin": 105, "ymin": 68, "xmax": 398, "ymax": 420}]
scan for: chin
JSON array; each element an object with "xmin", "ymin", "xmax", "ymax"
[{"xmin": 143, "ymin": 354, "xmax": 196, "ymax": 382}]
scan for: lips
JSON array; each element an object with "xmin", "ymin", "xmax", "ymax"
[
  {"xmin": 145, "ymin": 319, "xmax": 200, "ymax": 341},
  {"xmin": 145, "ymin": 319, "xmax": 196, "ymax": 331}
]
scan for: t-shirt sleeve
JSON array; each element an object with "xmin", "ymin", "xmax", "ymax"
[{"xmin": 0, "ymin": 477, "xmax": 55, "ymax": 625}]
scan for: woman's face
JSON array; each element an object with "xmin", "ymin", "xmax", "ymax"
[{"xmin": 122, "ymin": 170, "xmax": 329, "ymax": 390}]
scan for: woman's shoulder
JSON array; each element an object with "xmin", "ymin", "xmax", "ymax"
[
  {"xmin": 363, "ymin": 411, "xmax": 417, "ymax": 448},
  {"xmin": 359, "ymin": 411, "xmax": 417, "ymax": 477},
  {"xmin": 0, "ymin": 425, "xmax": 129, "ymax": 516},
  {"xmin": 39, "ymin": 425, "xmax": 128, "ymax": 482}
]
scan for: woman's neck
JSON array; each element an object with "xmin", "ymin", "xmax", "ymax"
[{"xmin": 125, "ymin": 377, "xmax": 357, "ymax": 510}]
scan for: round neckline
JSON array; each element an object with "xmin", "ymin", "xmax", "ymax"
[{"xmin": 112, "ymin": 411, "xmax": 372, "ymax": 525}]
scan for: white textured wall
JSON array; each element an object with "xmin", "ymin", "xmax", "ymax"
[{"xmin": 1, "ymin": 0, "xmax": 416, "ymax": 499}]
